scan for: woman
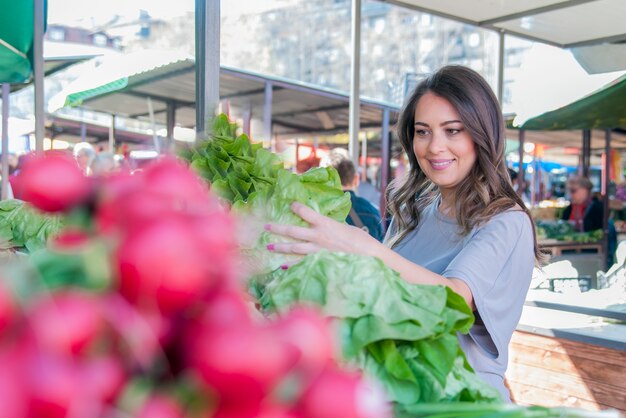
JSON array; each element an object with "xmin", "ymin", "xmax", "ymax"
[
  {"xmin": 265, "ymin": 65, "xmax": 540, "ymax": 401},
  {"xmin": 561, "ymin": 176, "xmax": 603, "ymax": 232}
]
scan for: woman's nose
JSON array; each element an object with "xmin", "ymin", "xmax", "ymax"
[{"xmin": 427, "ymin": 132, "xmax": 446, "ymax": 154}]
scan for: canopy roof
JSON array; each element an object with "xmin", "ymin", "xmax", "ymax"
[
  {"xmin": 518, "ymin": 73, "xmax": 626, "ymax": 130},
  {"xmin": 50, "ymin": 52, "xmax": 399, "ymax": 137},
  {"xmin": 391, "ymin": 0, "xmax": 626, "ymax": 48}
]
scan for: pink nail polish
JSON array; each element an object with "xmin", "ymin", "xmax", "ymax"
[
  {"xmin": 264, "ymin": 224, "xmax": 271, "ymax": 231},
  {"xmin": 266, "ymin": 244, "xmax": 275, "ymax": 251},
  {"xmin": 280, "ymin": 264, "xmax": 288, "ymax": 270}
]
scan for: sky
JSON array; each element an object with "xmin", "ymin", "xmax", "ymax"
[{"xmin": 47, "ymin": 0, "xmax": 288, "ymax": 26}]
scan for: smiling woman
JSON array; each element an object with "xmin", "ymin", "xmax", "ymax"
[{"xmin": 265, "ymin": 65, "xmax": 540, "ymax": 402}]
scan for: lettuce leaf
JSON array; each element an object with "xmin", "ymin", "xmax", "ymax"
[
  {"xmin": 236, "ymin": 167, "xmax": 351, "ymax": 273},
  {"xmin": 258, "ymin": 251, "xmax": 501, "ymax": 407},
  {"xmin": 185, "ymin": 114, "xmax": 283, "ymax": 204},
  {"xmin": 0, "ymin": 199, "xmax": 64, "ymax": 252}
]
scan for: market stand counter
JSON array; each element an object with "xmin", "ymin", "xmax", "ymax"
[{"xmin": 507, "ymin": 290, "xmax": 626, "ymax": 412}]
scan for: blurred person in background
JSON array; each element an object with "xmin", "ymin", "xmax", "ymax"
[
  {"xmin": 561, "ymin": 175, "xmax": 616, "ymax": 263},
  {"xmin": 91, "ymin": 152, "xmax": 118, "ymax": 176},
  {"xmin": 331, "ymin": 156, "xmax": 383, "ymax": 242},
  {"xmin": 561, "ymin": 176, "xmax": 602, "ymax": 232},
  {"xmin": 73, "ymin": 142, "xmax": 96, "ymax": 176}
]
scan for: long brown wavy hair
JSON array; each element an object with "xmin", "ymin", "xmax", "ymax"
[{"xmin": 386, "ymin": 65, "xmax": 543, "ymax": 264}]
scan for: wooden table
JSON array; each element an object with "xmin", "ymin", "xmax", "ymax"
[{"xmin": 539, "ymin": 238, "xmax": 603, "ymax": 256}]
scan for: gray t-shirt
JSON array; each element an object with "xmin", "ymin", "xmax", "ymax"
[{"xmin": 391, "ymin": 198, "xmax": 534, "ymax": 401}]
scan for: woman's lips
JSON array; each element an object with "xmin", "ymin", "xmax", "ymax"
[{"xmin": 429, "ymin": 159, "xmax": 454, "ymax": 170}]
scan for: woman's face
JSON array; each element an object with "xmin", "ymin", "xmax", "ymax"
[
  {"xmin": 568, "ymin": 183, "xmax": 590, "ymax": 204},
  {"xmin": 412, "ymin": 92, "xmax": 477, "ymax": 193}
]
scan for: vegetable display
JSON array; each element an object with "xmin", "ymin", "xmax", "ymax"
[
  {"xmin": 0, "ymin": 116, "xmax": 620, "ymax": 418},
  {"xmin": 535, "ymin": 220, "xmax": 603, "ymax": 243},
  {"xmin": 0, "ymin": 199, "xmax": 64, "ymax": 253}
]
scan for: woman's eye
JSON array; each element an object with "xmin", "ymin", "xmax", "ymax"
[
  {"xmin": 446, "ymin": 128, "xmax": 461, "ymax": 135},
  {"xmin": 415, "ymin": 129, "xmax": 430, "ymax": 137}
]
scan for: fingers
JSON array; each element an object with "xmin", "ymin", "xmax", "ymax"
[
  {"xmin": 291, "ymin": 202, "xmax": 326, "ymax": 225},
  {"xmin": 268, "ymin": 241, "xmax": 319, "ymax": 255},
  {"xmin": 265, "ymin": 223, "xmax": 315, "ymax": 241}
]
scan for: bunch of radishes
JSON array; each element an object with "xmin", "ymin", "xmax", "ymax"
[{"xmin": 0, "ymin": 152, "xmax": 390, "ymax": 418}]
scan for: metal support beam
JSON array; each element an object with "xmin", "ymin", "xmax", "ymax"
[
  {"xmin": 109, "ymin": 115, "xmax": 116, "ymax": 152},
  {"xmin": 348, "ymin": 0, "xmax": 361, "ymax": 168},
  {"xmin": 581, "ymin": 129, "xmax": 591, "ymax": 177},
  {"xmin": 361, "ymin": 132, "xmax": 367, "ymax": 181},
  {"xmin": 603, "ymin": 130, "xmax": 611, "ymax": 270},
  {"xmin": 518, "ymin": 130, "xmax": 526, "ymax": 197},
  {"xmin": 380, "ymin": 107, "xmax": 391, "ymax": 229},
  {"xmin": 195, "ymin": 0, "xmax": 220, "ymax": 139},
  {"xmin": 34, "ymin": 0, "xmax": 45, "ymax": 154},
  {"xmin": 263, "ymin": 82, "xmax": 273, "ymax": 148},
  {"xmin": 166, "ymin": 101, "xmax": 176, "ymax": 151},
  {"xmin": 243, "ymin": 104, "xmax": 252, "ymax": 136},
  {"xmin": 1, "ymin": 84, "xmax": 9, "ymax": 200},
  {"xmin": 497, "ymin": 31, "xmax": 505, "ymax": 105}
]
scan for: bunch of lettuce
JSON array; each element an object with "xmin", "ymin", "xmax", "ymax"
[
  {"xmin": 258, "ymin": 251, "xmax": 502, "ymax": 411},
  {"xmin": 185, "ymin": 114, "xmax": 284, "ymax": 203},
  {"xmin": 396, "ymin": 403, "xmax": 622, "ymax": 418},
  {"xmin": 185, "ymin": 114, "xmax": 351, "ymax": 273},
  {"xmin": 236, "ymin": 167, "xmax": 351, "ymax": 272},
  {"xmin": 0, "ymin": 199, "xmax": 64, "ymax": 253}
]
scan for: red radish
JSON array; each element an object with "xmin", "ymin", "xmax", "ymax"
[
  {"xmin": 100, "ymin": 295, "xmax": 166, "ymax": 369},
  {"xmin": 136, "ymin": 394, "xmax": 185, "ymax": 418},
  {"xmin": 143, "ymin": 157, "xmax": 213, "ymax": 210},
  {"xmin": 81, "ymin": 355, "xmax": 127, "ymax": 403},
  {"xmin": 25, "ymin": 351, "xmax": 90, "ymax": 418},
  {"xmin": 200, "ymin": 289, "xmax": 252, "ymax": 329},
  {"xmin": 49, "ymin": 228, "xmax": 90, "ymax": 250},
  {"xmin": 272, "ymin": 307, "xmax": 335, "ymax": 377},
  {"xmin": 116, "ymin": 217, "xmax": 214, "ymax": 315},
  {"xmin": 296, "ymin": 366, "xmax": 390, "ymax": 418},
  {"xmin": 0, "ymin": 282, "xmax": 17, "ymax": 335},
  {"xmin": 0, "ymin": 348, "xmax": 27, "ymax": 418},
  {"xmin": 19, "ymin": 152, "xmax": 91, "ymax": 213},
  {"xmin": 183, "ymin": 323, "xmax": 299, "ymax": 403},
  {"xmin": 28, "ymin": 290, "xmax": 104, "ymax": 357}
]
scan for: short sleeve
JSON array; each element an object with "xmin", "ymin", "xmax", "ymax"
[{"xmin": 442, "ymin": 210, "xmax": 534, "ymax": 359}]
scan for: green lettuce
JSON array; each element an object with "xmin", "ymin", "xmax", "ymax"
[
  {"xmin": 185, "ymin": 114, "xmax": 283, "ymax": 203},
  {"xmin": 258, "ymin": 251, "xmax": 502, "ymax": 407},
  {"xmin": 185, "ymin": 114, "xmax": 351, "ymax": 274},
  {"xmin": 0, "ymin": 199, "xmax": 64, "ymax": 252}
]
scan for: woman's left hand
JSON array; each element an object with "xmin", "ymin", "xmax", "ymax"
[{"xmin": 265, "ymin": 202, "xmax": 382, "ymax": 257}]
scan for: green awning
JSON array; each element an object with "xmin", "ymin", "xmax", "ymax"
[
  {"xmin": 65, "ymin": 78, "xmax": 130, "ymax": 107},
  {"xmin": 0, "ymin": 0, "xmax": 47, "ymax": 84},
  {"xmin": 518, "ymin": 73, "xmax": 626, "ymax": 131}
]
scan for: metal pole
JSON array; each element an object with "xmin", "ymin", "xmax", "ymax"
[
  {"xmin": 603, "ymin": 130, "xmax": 611, "ymax": 270},
  {"xmin": 109, "ymin": 115, "xmax": 115, "ymax": 153},
  {"xmin": 518, "ymin": 129, "xmax": 526, "ymax": 197},
  {"xmin": 361, "ymin": 132, "xmax": 367, "ymax": 181},
  {"xmin": 582, "ymin": 129, "xmax": 591, "ymax": 178},
  {"xmin": 497, "ymin": 31, "xmax": 505, "ymax": 105},
  {"xmin": 195, "ymin": 0, "xmax": 220, "ymax": 140},
  {"xmin": 166, "ymin": 101, "xmax": 176, "ymax": 152},
  {"xmin": 263, "ymin": 81, "xmax": 273, "ymax": 148},
  {"xmin": 243, "ymin": 103, "xmax": 252, "ymax": 136},
  {"xmin": 348, "ymin": 0, "xmax": 361, "ymax": 168},
  {"xmin": 380, "ymin": 107, "xmax": 390, "ymax": 228},
  {"xmin": 34, "ymin": 0, "xmax": 45, "ymax": 154},
  {"xmin": 1, "ymin": 84, "xmax": 9, "ymax": 200}
]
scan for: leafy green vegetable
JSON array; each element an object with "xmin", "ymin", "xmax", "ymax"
[
  {"xmin": 396, "ymin": 402, "xmax": 622, "ymax": 417},
  {"xmin": 258, "ymin": 251, "xmax": 502, "ymax": 407},
  {"xmin": 185, "ymin": 114, "xmax": 283, "ymax": 203},
  {"xmin": 185, "ymin": 114, "xmax": 351, "ymax": 274},
  {"xmin": 535, "ymin": 220, "xmax": 603, "ymax": 243},
  {"xmin": 237, "ymin": 168, "xmax": 351, "ymax": 272},
  {"xmin": 0, "ymin": 199, "xmax": 64, "ymax": 252}
]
